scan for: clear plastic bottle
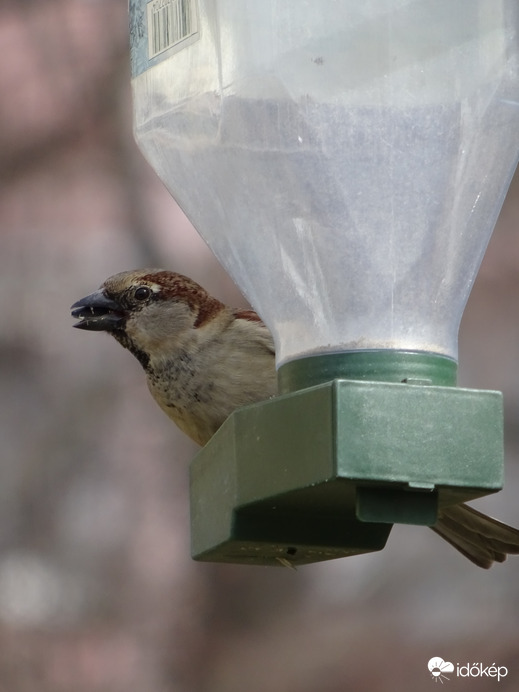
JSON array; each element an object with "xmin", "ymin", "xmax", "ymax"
[{"xmin": 130, "ymin": 0, "xmax": 519, "ymax": 366}]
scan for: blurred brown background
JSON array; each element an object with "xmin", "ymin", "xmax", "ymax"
[{"xmin": 1, "ymin": 2, "xmax": 518, "ymax": 690}]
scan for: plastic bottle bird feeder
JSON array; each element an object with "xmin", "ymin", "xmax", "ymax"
[{"xmin": 129, "ymin": 1, "xmax": 519, "ymax": 566}]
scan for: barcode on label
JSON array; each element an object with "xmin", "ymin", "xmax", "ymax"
[{"xmin": 147, "ymin": 0, "xmax": 198, "ymax": 59}]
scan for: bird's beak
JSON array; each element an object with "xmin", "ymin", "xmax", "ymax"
[{"xmin": 71, "ymin": 290, "xmax": 125, "ymax": 331}]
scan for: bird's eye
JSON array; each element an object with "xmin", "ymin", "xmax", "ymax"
[{"xmin": 134, "ymin": 286, "xmax": 151, "ymax": 301}]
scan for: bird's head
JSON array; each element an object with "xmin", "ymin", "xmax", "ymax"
[{"xmin": 71, "ymin": 269, "xmax": 226, "ymax": 366}]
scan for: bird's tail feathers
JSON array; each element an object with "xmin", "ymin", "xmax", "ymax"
[{"xmin": 432, "ymin": 504, "xmax": 519, "ymax": 569}]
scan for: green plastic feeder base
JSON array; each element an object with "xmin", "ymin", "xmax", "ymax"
[{"xmin": 190, "ymin": 352, "xmax": 503, "ymax": 567}]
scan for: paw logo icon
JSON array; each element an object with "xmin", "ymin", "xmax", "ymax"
[{"xmin": 428, "ymin": 657, "xmax": 454, "ymax": 683}]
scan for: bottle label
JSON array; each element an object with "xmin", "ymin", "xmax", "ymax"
[{"xmin": 129, "ymin": 0, "xmax": 200, "ymax": 77}]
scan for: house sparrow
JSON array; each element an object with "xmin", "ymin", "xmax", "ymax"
[{"xmin": 71, "ymin": 269, "xmax": 519, "ymax": 568}]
